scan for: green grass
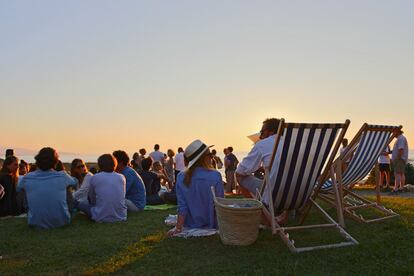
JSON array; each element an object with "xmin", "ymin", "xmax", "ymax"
[{"xmin": 1, "ymin": 197, "xmax": 414, "ymax": 275}]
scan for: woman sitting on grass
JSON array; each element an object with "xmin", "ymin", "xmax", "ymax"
[
  {"xmin": 71, "ymin": 159, "xmax": 93, "ymax": 202},
  {"xmin": 168, "ymin": 139, "xmax": 224, "ymax": 236},
  {"xmin": 0, "ymin": 156, "xmax": 19, "ymax": 217}
]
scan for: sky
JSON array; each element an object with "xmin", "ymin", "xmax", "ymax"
[{"xmin": 1, "ymin": 1, "xmax": 413, "ymax": 156}]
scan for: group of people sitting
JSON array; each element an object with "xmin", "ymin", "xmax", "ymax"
[{"xmin": 0, "ymin": 118, "xmax": 282, "ymax": 232}]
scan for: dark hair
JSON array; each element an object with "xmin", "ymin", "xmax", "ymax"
[
  {"xmin": 211, "ymin": 149, "xmax": 217, "ymax": 155},
  {"xmin": 154, "ymin": 144, "xmax": 160, "ymax": 150},
  {"xmin": 29, "ymin": 164, "xmax": 37, "ymax": 172},
  {"xmin": 5, "ymin": 149, "xmax": 14, "ymax": 158},
  {"xmin": 55, "ymin": 160, "xmax": 65, "ymax": 172},
  {"xmin": 132, "ymin": 152, "xmax": 139, "ymax": 160},
  {"xmin": 139, "ymin": 148, "xmax": 146, "ymax": 155},
  {"xmin": 178, "ymin": 147, "xmax": 184, "ymax": 153},
  {"xmin": 19, "ymin": 160, "xmax": 29, "ymax": 172},
  {"xmin": 141, "ymin": 157, "xmax": 153, "ymax": 172},
  {"xmin": 89, "ymin": 167, "xmax": 97, "ymax": 174},
  {"xmin": 112, "ymin": 150, "xmax": 130, "ymax": 166},
  {"xmin": 98, "ymin": 154, "xmax": 117, "ymax": 173},
  {"xmin": 35, "ymin": 147, "xmax": 59, "ymax": 171},
  {"xmin": 1, "ymin": 155, "xmax": 19, "ymax": 183},
  {"xmin": 262, "ymin": 118, "xmax": 281, "ymax": 133},
  {"xmin": 227, "ymin": 146, "xmax": 234, "ymax": 152},
  {"xmin": 1, "ymin": 155, "xmax": 18, "ymax": 174},
  {"xmin": 70, "ymin": 158, "xmax": 87, "ymax": 182}
]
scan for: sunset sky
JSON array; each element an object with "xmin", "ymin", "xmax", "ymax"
[{"xmin": 1, "ymin": 1, "xmax": 413, "ymax": 155}]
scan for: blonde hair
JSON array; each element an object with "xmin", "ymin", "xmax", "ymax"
[
  {"xmin": 183, "ymin": 151, "xmax": 212, "ymax": 186},
  {"xmin": 167, "ymin": 149, "xmax": 175, "ymax": 158}
]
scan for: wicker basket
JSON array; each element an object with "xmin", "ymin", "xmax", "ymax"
[{"xmin": 211, "ymin": 187, "xmax": 263, "ymax": 246}]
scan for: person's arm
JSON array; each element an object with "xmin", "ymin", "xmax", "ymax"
[
  {"xmin": 124, "ymin": 171, "xmax": 133, "ymax": 194},
  {"xmin": 88, "ymin": 179, "xmax": 96, "ymax": 206},
  {"xmin": 73, "ymin": 174, "xmax": 92, "ymax": 200},
  {"xmin": 167, "ymin": 181, "xmax": 187, "ymax": 236},
  {"xmin": 63, "ymin": 171, "xmax": 78, "ymax": 188}
]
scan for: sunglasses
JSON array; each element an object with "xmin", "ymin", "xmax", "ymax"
[{"xmin": 76, "ymin": 164, "xmax": 86, "ymax": 169}]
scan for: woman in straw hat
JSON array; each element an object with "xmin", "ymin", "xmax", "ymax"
[{"xmin": 168, "ymin": 139, "xmax": 224, "ymax": 236}]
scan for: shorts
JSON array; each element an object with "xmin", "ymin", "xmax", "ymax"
[
  {"xmin": 379, "ymin": 163, "xmax": 390, "ymax": 172},
  {"xmin": 393, "ymin": 159, "xmax": 406, "ymax": 174}
]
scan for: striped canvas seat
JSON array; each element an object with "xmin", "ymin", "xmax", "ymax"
[
  {"xmin": 321, "ymin": 125, "xmax": 398, "ymax": 191},
  {"xmin": 263, "ymin": 123, "xmax": 344, "ymax": 211},
  {"xmin": 260, "ymin": 119, "xmax": 358, "ymax": 253}
]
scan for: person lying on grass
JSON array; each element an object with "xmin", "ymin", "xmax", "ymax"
[{"xmin": 168, "ymin": 139, "xmax": 224, "ymax": 237}]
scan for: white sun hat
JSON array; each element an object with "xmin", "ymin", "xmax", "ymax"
[{"xmin": 184, "ymin": 139, "xmax": 214, "ymax": 169}]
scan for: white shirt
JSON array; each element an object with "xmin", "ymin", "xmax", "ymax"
[
  {"xmin": 175, "ymin": 152, "xmax": 185, "ymax": 171},
  {"xmin": 378, "ymin": 146, "xmax": 391, "ymax": 164},
  {"xmin": 149, "ymin": 150, "xmax": 165, "ymax": 163},
  {"xmin": 392, "ymin": 134, "xmax": 409, "ymax": 161},
  {"xmin": 72, "ymin": 172, "xmax": 93, "ymax": 202},
  {"xmin": 236, "ymin": 134, "xmax": 283, "ymax": 175}
]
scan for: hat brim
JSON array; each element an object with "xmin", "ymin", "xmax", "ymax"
[
  {"xmin": 247, "ymin": 132, "xmax": 260, "ymax": 144},
  {"xmin": 187, "ymin": 145, "xmax": 214, "ymax": 169}
]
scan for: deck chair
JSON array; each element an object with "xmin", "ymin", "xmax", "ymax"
[
  {"xmin": 318, "ymin": 124, "xmax": 402, "ymax": 226},
  {"xmin": 259, "ymin": 119, "xmax": 358, "ymax": 253}
]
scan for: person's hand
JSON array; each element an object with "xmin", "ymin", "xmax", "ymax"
[
  {"xmin": 167, "ymin": 226, "xmax": 182, "ymax": 237},
  {"xmin": 0, "ymin": 184, "xmax": 5, "ymax": 199}
]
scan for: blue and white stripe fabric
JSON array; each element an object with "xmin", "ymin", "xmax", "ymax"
[
  {"xmin": 321, "ymin": 125, "xmax": 395, "ymax": 191},
  {"xmin": 263, "ymin": 123, "xmax": 343, "ymax": 211}
]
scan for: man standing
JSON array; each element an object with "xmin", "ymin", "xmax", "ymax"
[
  {"xmin": 174, "ymin": 147, "xmax": 185, "ymax": 180},
  {"xmin": 391, "ymin": 129, "xmax": 409, "ymax": 193},
  {"xmin": 149, "ymin": 144, "xmax": 165, "ymax": 164},
  {"xmin": 224, "ymin": 147, "xmax": 238, "ymax": 194}
]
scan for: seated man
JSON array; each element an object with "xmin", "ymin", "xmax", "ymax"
[
  {"xmin": 78, "ymin": 154, "xmax": 127, "ymax": 223},
  {"xmin": 235, "ymin": 118, "xmax": 288, "ymax": 224},
  {"xmin": 19, "ymin": 147, "xmax": 78, "ymax": 229},
  {"xmin": 235, "ymin": 118, "xmax": 281, "ymax": 195},
  {"xmin": 113, "ymin": 150, "xmax": 146, "ymax": 211}
]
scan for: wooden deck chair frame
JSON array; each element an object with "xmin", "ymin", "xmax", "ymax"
[
  {"xmin": 259, "ymin": 119, "xmax": 358, "ymax": 253},
  {"xmin": 315, "ymin": 124, "xmax": 402, "ymax": 226}
]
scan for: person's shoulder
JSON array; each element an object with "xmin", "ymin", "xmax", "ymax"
[{"xmin": 113, "ymin": 172, "xmax": 126, "ymax": 182}]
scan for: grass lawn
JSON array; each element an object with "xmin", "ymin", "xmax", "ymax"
[{"xmin": 1, "ymin": 196, "xmax": 414, "ymax": 275}]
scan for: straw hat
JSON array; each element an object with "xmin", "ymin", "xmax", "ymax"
[{"xmin": 184, "ymin": 139, "xmax": 213, "ymax": 169}]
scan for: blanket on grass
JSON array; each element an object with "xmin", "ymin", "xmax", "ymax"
[{"xmin": 164, "ymin": 214, "xmax": 218, "ymax": 238}]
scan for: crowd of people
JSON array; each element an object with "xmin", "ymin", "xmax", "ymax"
[{"xmin": 0, "ymin": 118, "xmax": 410, "ymax": 234}]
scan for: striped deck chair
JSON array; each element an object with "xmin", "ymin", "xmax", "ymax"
[
  {"xmin": 260, "ymin": 119, "xmax": 358, "ymax": 253},
  {"xmin": 318, "ymin": 124, "xmax": 402, "ymax": 226}
]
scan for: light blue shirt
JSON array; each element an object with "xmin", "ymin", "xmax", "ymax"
[
  {"xmin": 20, "ymin": 170, "xmax": 78, "ymax": 229},
  {"xmin": 121, "ymin": 166, "xmax": 146, "ymax": 210},
  {"xmin": 89, "ymin": 172, "xmax": 127, "ymax": 223},
  {"xmin": 176, "ymin": 167, "xmax": 224, "ymax": 229}
]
